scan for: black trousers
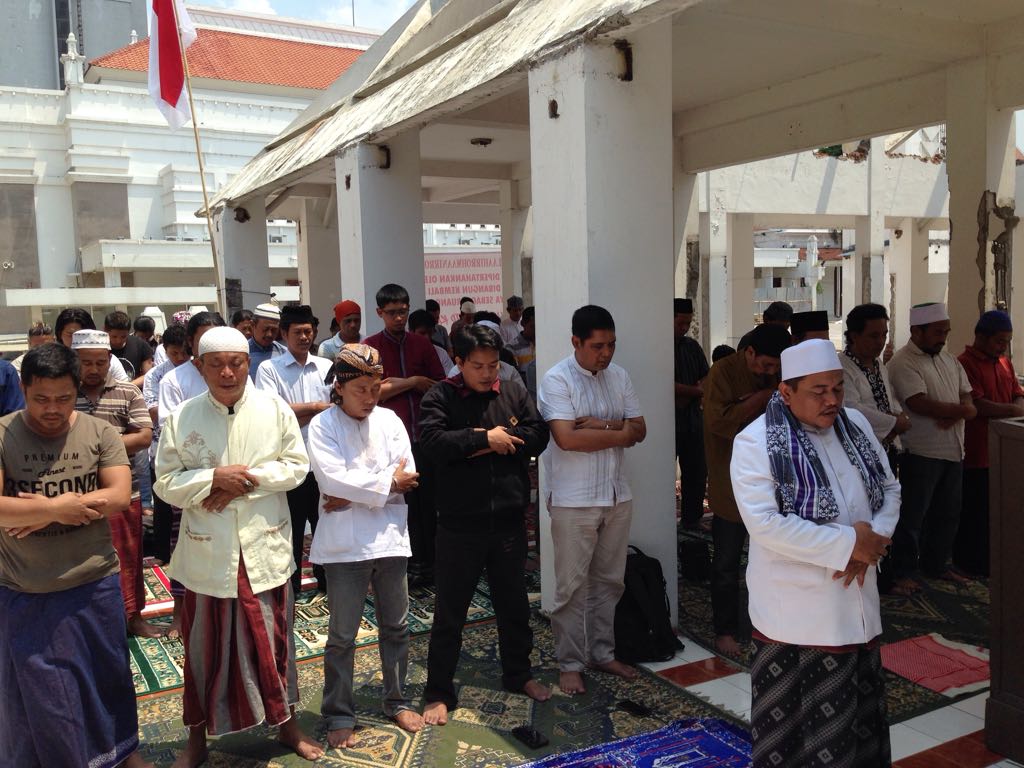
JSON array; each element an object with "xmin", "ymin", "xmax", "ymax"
[
  {"xmin": 151, "ymin": 465, "xmax": 173, "ymax": 564},
  {"xmin": 711, "ymin": 515, "xmax": 748, "ymax": 637},
  {"xmin": 892, "ymin": 454, "xmax": 962, "ymax": 579},
  {"xmin": 287, "ymin": 473, "xmax": 326, "ymax": 593},
  {"xmin": 676, "ymin": 425, "xmax": 708, "ymax": 527},
  {"xmin": 424, "ymin": 523, "xmax": 533, "ymax": 710},
  {"xmin": 406, "ymin": 443, "xmax": 437, "ymax": 573},
  {"xmin": 953, "ymin": 467, "xmax": 989, "ymax": 577}
]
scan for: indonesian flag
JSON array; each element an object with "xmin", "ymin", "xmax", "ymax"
[{"xmin": 147, "ymin": 0, "xmax": 197, "ymax": 129}]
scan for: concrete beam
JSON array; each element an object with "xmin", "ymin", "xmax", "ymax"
[{"xmin": 422, "ymin": 201, "xmax": 501, "ymax": 225}]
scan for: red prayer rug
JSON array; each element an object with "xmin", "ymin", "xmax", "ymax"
[{"xmin": 881, "ymin": 633, "xmax": 989, "ymax": 697}]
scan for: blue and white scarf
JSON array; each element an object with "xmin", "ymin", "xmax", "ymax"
[{"xmin": 764, "ymin": 391, "xmax": 886, "ymax": 521}]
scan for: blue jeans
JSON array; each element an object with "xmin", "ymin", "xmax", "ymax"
[{"xmin": 321, "ymin": 557, "xmax": 412, "ymax": 730}]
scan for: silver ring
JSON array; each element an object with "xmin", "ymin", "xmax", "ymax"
[{"xmin": 244, "ymin": 480, "xmax": 254, "ymax": 490}]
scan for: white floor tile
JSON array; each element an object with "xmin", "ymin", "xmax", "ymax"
[
  {"xmin": 889, "ymin": 723, "xmax": 942, "ymax": 760},
  {"xmin": 687, "ymin": 678, "xmax": 751, "ymax": 718},
  {"xmin": 951, "ymin": 693, "xmax": 989, "ymax": 719},
  {"xmin": 720, "ymin": 672, "xmax": 751, "ymax": 693},
  {"xmin": 901, "ymin": 704, "xmax": 984, "ymax": 742},
  {"xmin": 677, "ymin": 640, "xmax": 715, "ymax": 664},
  {"xmin": 987, "ymin": 761, "xmax": 1024, "ymax": 768}
]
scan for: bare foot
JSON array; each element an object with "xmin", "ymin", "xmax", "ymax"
[
  {"xmin": 590, "ymin": 659, "xmax": 637, "ymax": 680},
  {"xmin": 326, "ymin": 727, "xmax": 358, "ymax": 749},
  {"xmin": 715, "ymin": 634, "xmax": 744, "ymax": 657},
  {"xmin": 165, "ymin": 599, "xmax": 183, "ymax": 641},
  {"xmin": 170, "ymin": 727, "xmax": 207, "ymax": 768},
  {"xmin": 890, "ymin": 577, "xmax": 922, "ymax": 596},
  {"xmin": 422, "ymin": 701, "xmax": 448, "ymax": 726},
  {"xmin": 559, "ymin": 671, "xmax": 585, "ymax": 695},
  {"xmin": 523, "ymin": 679, "xmax": 552, "ymax": 702},
  {"xmin": 128, "ymin": 613, "xmax": 166, "ymax": 639},
  {"xmin": 277, "ymin": 717, "xmax": 324, "ymax": 761},
  {"xmin": 394, "ymin": 709, "xmax": 424, "ymax": 733},
  {"xmin": 121, "ymin": 751, "xmax": 155, "ymax": 768}
]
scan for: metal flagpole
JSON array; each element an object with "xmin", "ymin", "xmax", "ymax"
[{"xmin": 169, "ymin": 0, "xmax": 229, "ymax": 320}]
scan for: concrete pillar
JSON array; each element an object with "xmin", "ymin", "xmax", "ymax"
[
  {"xmin": 221, "ymin": 199, "xmax": 272, "ymax": 317},
  {"xmin": 946, "ymin": 57, "xmax": 1017, "ymax": 357},
  {"xmin": 499, "ymin": 180, "xmax": 527, "ymax": 300},
  {"xmin": 866, "ymin": 137, "xmax": 887, "ymax": 305},
  {"xmin": 726, "ymin": 212, "xmax": 755, "ymax": 347},
  {"xmin": 297, "ymin": 198, "xmax": 342, "ymax": 319},
  {"xmin": 528, "ymin": 23, "xmax": 677, "ymax": 621},
  {"xmin": 673, "ymin": 152, "xmax": 698, "ymax": 298},
  {"xmin": 335, "ymin": 129, "xmax": 423, "ymax": 336},
  {"xmin": 889, "ymin": 219, "xmax": 933, "ymax": 349},
  {"xmin": 700, "ymin": 178, "xmax": 729, "ymax": 352}
]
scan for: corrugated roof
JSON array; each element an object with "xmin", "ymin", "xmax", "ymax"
[{"xmin": 89, "ymin": 28, "xmax": 363, "ymax": 90}]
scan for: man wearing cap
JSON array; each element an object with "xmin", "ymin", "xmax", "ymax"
[
  {"xmin": 789, "ymin": 310, "xmax": 831, "ymax": 344},
  {"xmin": 955, "ymin": 310, "xmax": 1023, "ymax": 577},
  {"xmin": 703, "ymin": 322, "xmax": 790, "ymax": 656},
  {"xmin": 248, "ymin": 302, "xmax": 286, "ymax": 381},
  {"xmin": 256, "ymin": 304, "xmax": 333, "ymax": 594},
  {"xmin": 72, "ymin": 329, "xmax": 162, "ymax": 638},
  {"xmin": 318, "ymin": 300, "xmax": 362, "ymax": 363},
  {"xmin": 887, "ymin": 302, "xmax": 976, "ymax": 592},
  {"xmin": 732, "ymin": 339, "xmax": 898, "ymax": 767},
  {"xmin": 155, "ymin": 327, "xmax": 322, "ymax": 767},
  {"xmin": 450, "ymin": 298, "xmax": 476, "ymax": 337},
  {"xmin": 365, "ymin": 284, "xmax": 447, "ymax": 585},
  {"xmin": 500, "ymin": 295, "xmax": 525, "ymax": 345},
  {"xmin": 673, "ymin": 298, "xmax": 709, "ymax": 530}
]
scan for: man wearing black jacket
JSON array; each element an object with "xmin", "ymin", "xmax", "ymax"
[{"xmin": 418, "ymin": 325, "xmax": 551, "ymax": 725}]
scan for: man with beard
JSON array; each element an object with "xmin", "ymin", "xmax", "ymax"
[
  {"xmin": 703, "ymin": 322, "xmax": 790, "ymax": 656},
  {"xmin": 887, "ymin": 302, "xmax": 976, "ymax": 593}
]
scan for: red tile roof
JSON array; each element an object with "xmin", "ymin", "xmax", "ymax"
[{"xmin": 89, "ymin": 28, "xmax": 362, "ymax": 90}]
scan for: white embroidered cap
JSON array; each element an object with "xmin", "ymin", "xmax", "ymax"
[
  {"xmin": 197, "ymin": 327, "xmax": 249, "ymax": 356},
  {"xmin": 252, "ymin": 302, "xmax": 280, "ymax": 321},
  {"xmin": 909, "ymin": 302, "xmax": 948, "ymax": 326},
  {"xmin": 70, "ymin": 330, "xmax": 111, "ymax": 350},
  {"xmin": 476, "ymin": 320, "xmax": 500, "ymax": 333},
  {"xmin": 460, "ymin": 300, "xmax": 476, "ymax": 314},
  {"xmin": 781, "ymin": 338, "xmax": 841, "ymax": 380}
]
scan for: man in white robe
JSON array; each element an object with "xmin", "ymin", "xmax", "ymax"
[{"xmin": 731, "ymin": 338, "xmax": 899, "ymax": 768}]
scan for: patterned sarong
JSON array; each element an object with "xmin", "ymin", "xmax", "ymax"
[
  {"xmin": 751, "ymin": 638, "xmax": 891, "ymax": 768},
  {"xmin": 180, "ymin": 557, "xmax": 298, "ymax": 735},
  {"xmin": 109, "ymin": 497, "xmax": 145, "ymax": 615},
  {"xmin": 0, "ymin": 575, "xmax": 139, "ymax": 768}
]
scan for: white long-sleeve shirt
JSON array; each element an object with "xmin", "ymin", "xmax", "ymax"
[
  {"xmin": 307, "ymin": 405, "xmax": 412, "ymax": 565},
  {"xmin": 157, "ymin": 359, "xmax": 207, "ymax": 427},
  {"xmin": 254, "ymin": 351, "xmax": 332, "ymax": 443},
  {"xmin": 731, "ymin": 407, "xmax": 900, "ymax": 647},
  {"xmin": 154, "ymin": 385, "xmax": 308, "ymax": 597},
  {"xmin": 839, "ymin": 353, "xmax": 903, "ymax": 446}
]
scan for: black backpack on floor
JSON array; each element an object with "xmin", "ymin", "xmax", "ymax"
[{"xmin": 614, "ymin": 545, "xmax": 683, "ymax": 663}]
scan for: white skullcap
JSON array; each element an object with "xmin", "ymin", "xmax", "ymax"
[
  {"xmin": 70, "ymin": 330, "xmax": 110, "ymax": 350},
  {"xmin": 781, "ymin": 338, "xmax": 841, "ymax": 380},
  {"xmin": 253, "ymin": 303, "xmax": 280, "ymax": 321},
  {"xmin": 476, "ymin": 320, "xmax": 500, "ymax": 333},
  {"xmin": 460, "ymin": 300, "xmax": 476, "ymax": 314},
  {"xmin": 909, "ymin": 302, "xmax": 948, "ymax": 326},
  {"xmin": 197, "ymin": 327, "xmax": 249, "ymax": 356}
]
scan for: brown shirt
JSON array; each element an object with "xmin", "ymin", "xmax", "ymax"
[
  {"xmin": 0, "ymin": 412, "xmax": 129, "ymax": 593},
  {"xmin": 703, "ymin": 352, "xmax": 768, "ymax": 522}
]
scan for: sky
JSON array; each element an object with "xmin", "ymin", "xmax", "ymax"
[{"xmin": 202, "ymin": 0, "xmax": 418, "ymax": 32}]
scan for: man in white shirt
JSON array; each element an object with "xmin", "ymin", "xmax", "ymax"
[
  {"xmin": 256, "ymin": 304, "xmax": 333, "ymax": 595},
  {"xmin": 886, "ymin": 302, "xmax": 976, "ymax": 593},
  {"xmin": 731, "ymin": 339, "xmax": 898, "ymax": 767},
  {"xmin": 307, "ymin": 344, "xmax": 424, "ymax": 749},
  {"xmin": 500, "ymin": 295, "xmax": 524, "ymax": 345},
  {"xmin": 538, "ymin": 305, "xmax": 646, "ymax": 695},
  {"xmin": 155, "ymin": 327, "xmax": 321, "ymax": 767}
]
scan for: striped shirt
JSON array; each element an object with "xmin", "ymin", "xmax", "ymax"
[
  {"xmin": 76, "ymin": 377, "xmax": 150, "ymax": 497},
  {"xmin": 538, "ymin": 355, "xmax": 642, "ymax": 507}
]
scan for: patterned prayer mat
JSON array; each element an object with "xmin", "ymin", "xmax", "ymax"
[
  {"xmin": 518, "ymin": 718, "xmax": 751, "ymax": 768},
  {"xmin": 882, "ymin": 633, "xmax": 990, "ymax": 697},
  {"xmin": 130, "ymin": 569, "xmax": 542, "ymax": 697},
  {"xmin": 676, "ymin": 527, "xmax": 991, "ymax": 723},
  {"xmin": 136, "ymin": 617, "xmax": 741, "ymax": 767}
]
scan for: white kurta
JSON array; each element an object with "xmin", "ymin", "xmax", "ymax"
[
  {"xmin": 731, "ymin": 407, "xmax": 900, "ymax": 647},
  {"xmin": 306, "ymin": 405, "xmax": 412, "ymax": 565},
  {"xmin": 154, "ymin": 386, "xmax": 309, "ymax": 597}
]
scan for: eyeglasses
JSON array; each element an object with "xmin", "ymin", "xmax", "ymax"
[{"xmin": 381, "ymin": 308, "xmax": 409, "ymax": 318}]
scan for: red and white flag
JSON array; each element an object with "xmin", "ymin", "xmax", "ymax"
[{"xmin": 147, "ymin": 0, "xmax": 197, "ymax": 129}]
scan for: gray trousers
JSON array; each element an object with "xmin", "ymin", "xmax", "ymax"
[
  {"xmin": 549, "ymin": 501, "xmax": 633, "ymax": 672},
  {"xmin": 321, "ymin": 557, "xmax": 413, "ymax": 730}
]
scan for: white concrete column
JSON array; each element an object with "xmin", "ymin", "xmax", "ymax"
[
  {"xmin": 726, "ymin": 212, "xmax": 755, "ymax": 347},
  {"xmin": 335, "ymin": 129, "xmax": 423, "ymax": 336},
  {"xmin": 499, "ymin": 181, "xmax": 527, "ymax": 300},
  {"xmin": 700, "ymin": 178, "xmax": 729, "ymax": 351},
  {"xmin": 529, "ymin": 24, "xmax": 677, "ymax": 621},
  {"xmin": 888, "ymin": 219, "xmax": 932, "ymax": 349},
  {"xmin": 866, "ymin": 137, "xmax": 887, "ymax": 305},
  {"xmin": 297, "ymin": 198, "xmax": 342, "ymax": 319},
  {"xmin": 672, "ymin": 149, "xmax": 698, "ymax": 299},
  {"xmin": 221, "ymin": 199, "xmax": 271, "ymax": 316},
  {"xmin": 844, "ymin": 218, "xmax": 870, "ymax": 316},
  {"xmin": 946, "ymin": 57, "xmax": 1017, "ymax": 356}
]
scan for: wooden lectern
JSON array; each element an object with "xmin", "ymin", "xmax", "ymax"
[{"xmin": 987, "ymin": 417, "xmax": 1024, "ymax": 761}]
